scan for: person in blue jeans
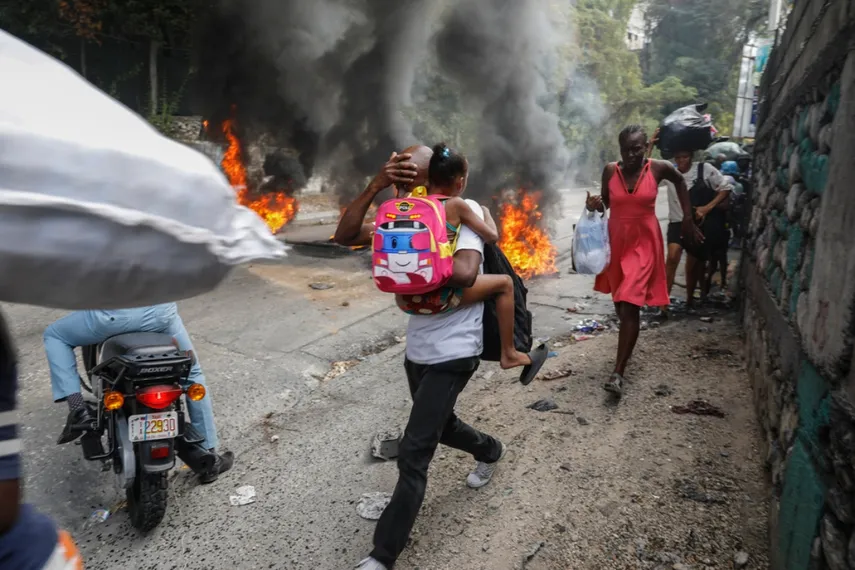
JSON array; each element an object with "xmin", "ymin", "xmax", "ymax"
[{"xmin": 43, "ymin": 303, "xmax": 233, "ymax": 484}]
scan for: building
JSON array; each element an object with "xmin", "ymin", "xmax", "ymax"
[{"xmin": 626, "ymin": 4, "xmax": 647, "ymax": 51}]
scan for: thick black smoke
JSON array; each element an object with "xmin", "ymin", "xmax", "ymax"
[
  {"xmin": 435, "ymin": 0, "xmax": 569, "ymax": 206},
  {"xmin": 193, "ymin": 0, "xmax": 568, "ymax": 206}
]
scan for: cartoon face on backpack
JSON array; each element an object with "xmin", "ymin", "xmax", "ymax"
[
  {"xmin": 372, "ymin": 193, "xmax": 455, "ymax": 295},
  {"xmin": 373, "ymin": 217, "xmax": 435, "ymax": 285}
]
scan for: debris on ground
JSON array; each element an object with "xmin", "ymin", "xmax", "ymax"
[
  {"xmin": 356, "ymin": 492, "xmax": 392, "ymax": 520},
  {"xmin": 573, "ymin": 334, "xmax": 594, "ymax": 341},
  {"xmin": 576, "ymin": 416, "xmax": 590, "ymax": 426},
  {"xmin": 270, "ymin": 435, "xmax": 280, "ymax": 443},
  {"xmin": 229, "ymin": 485, "xmax": 257, "ymax": 506},
  {"xmin": 309, "ymin": 282, "xmax": 334, "ymax": 290},
  {"xmin": 671, "ymin": 400, "xmax": 726, "ymax": 418},
  {"xmin": 548, "ymin": 351, "xmax": 559, "ymax": 358},
  {"xmin": 541, "ymin": 366, "xmax": 573, "ymax": 381},
  {"xmin": 734, "ymin": 551, "xmax": 749, "ymax": 567},
  {"xmin": 654, "ymin": 384, "xmax": 673, "ymax": 396},
  {"xmin": 700, "ymin": 316, "xmax": 714, "ymax": 323},
  {"xmin": 371, "ymin": 429, "xmax": 402, "ymax": 461},
  {"xmin": 84, "ymin": 508, "xmax": 111, "ymax": 528},
  {"xmin": 675, "ymin": 479, "xmax": 727, "ymax": 505},
  {"xmin": 574, "ymin": 318, "xmax": 606, "ymax": 334},
  {"xmin": 693, "ymin": 346, "xmax": 735, "ymax": 358},
  {"xmin": 521, "ymin": 541, "xmax": 545, "ymax": 568},
  {"xmin": 527, "ymin": 399, "xmax": 558, "ymax": 412},
  {"xmin": 323, "ymin": 359, "xmax": 360, "ymax": 382}
]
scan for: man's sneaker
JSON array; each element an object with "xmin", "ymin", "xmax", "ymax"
[
  {"xmin": 199, "ymin": 449, "xmax": 234, "ymax": 484},
  {"xmin": 354, "ymin": 557, "xmax": 387, "ymax": 570},
  {"xmin": 466, "ymin": 442, "xmax": 506, "ymax": 489},
  {"xmin": 56, "ymin": 407, "xmax": 94, "ymax": 445}
]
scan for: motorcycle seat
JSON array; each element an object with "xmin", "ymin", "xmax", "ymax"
[{"xmin": 99, "ymin": 332, "xmax": 178, "ymax": 362}]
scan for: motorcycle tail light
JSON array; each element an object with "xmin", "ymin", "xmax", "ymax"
[
  {"xmin": 103, "ymin": 390, "xmax": 124, "ymax": 411},
  {"xmin": 185, "ymin": 383, "xmax": 206, "ymax": 402},
  {"xmin": 135, "ymin": 385, "xmax": 182, "ymax": 410},
  {"xmin": 150, "ymin": 443, "xmax": 171, "ymax": 460}
]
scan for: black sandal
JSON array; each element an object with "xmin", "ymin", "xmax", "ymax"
[{"xmin": 519, "ymin": 344, "xmax": 549, "ymax": 386}]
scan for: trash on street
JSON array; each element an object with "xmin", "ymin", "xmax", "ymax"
[
  {"xmin": 229, "ymin": 485, "xmax": 257, "ymax": 506},
  {"xmin": 356, "ymin": 492, "xmax": 392, "ymax": 520},
  {"xmin": 371, "ymin": 429, "xmax": 402, "ymax": 461}
]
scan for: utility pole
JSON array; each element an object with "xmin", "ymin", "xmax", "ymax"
[{"xmin": 768, "ymin": 0, "xmax": 782, "ymax": 33}]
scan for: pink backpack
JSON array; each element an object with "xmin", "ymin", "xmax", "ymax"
[{"xmin": 372, "ymin": 187, "xmax": 457, "ymax": 295}]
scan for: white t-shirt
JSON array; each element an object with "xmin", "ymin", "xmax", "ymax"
[
  {"xmin": 664, "ymin": 162, "xmax": 733, "ymax": 223},
  {"xmin": 406, "ymin": 199, "xmax": 484, "ymax": 365}
]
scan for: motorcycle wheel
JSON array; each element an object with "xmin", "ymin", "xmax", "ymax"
[{"xmin": 126, "ymin": 468, "xmax": 168, "ymax": 532}]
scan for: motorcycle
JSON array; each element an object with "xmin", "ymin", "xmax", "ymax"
[{"xmin": 78, "ymin": 332, "xmax": 210, "ymax": 531}]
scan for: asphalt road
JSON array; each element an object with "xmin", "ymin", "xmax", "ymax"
[{"xmin": 6, "ymin": 185, "xmax": 671, "ymax": 569}]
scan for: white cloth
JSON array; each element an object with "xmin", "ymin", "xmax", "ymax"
[
  {"xmin": 664, "ymin": 162, "xmax": 733, "ymax": 223},
  {"xmin": 406, "ymin": 199, "xmax": 484, "ymax": 365},
  {"xmin": 0, "ymin": 30, "xmax": 285, "ymax": 309}
]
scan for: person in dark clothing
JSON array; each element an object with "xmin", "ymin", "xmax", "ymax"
[
  {"xmin": 336, "ymin": 148, "xmax": 505, "ymax": 570},
  {"xmin": 0, "ymin": 310, "xmax": 83, "ymax": 569}
]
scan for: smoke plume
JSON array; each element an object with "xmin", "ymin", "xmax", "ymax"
[
  {"xmin": 194, "ymin": 0, "xmax": 570, "ymax": 206},
  {"xmin": 435, "ymin": 0, "xmax": 569, "ymax": 206}
]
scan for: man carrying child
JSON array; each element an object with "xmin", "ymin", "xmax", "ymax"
[{"xmin": 335, "ymin": 146, "xmax": 506, "ymax": 570}]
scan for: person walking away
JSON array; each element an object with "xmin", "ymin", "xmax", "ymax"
[
  {"xmin": 586, "ymin": 125, "xmax": 699, "ymax": 396},
  {"xmin": 43, "ymin": 303, "xmax": 233, "ymax": 483},
  {"xmin": 394, "ymin": 143, "xmax": 548, "ymax": 383},
  {"xmin": 722, "ymin": 160, "xmax": 747, "ymax": 247},
  {"xmin": 336, "ymin": 148, "xmax": 506, "ymax": 570},
  {"xmin": 671, "ymin": 151, "xmax": 732, "ymax": 309}
]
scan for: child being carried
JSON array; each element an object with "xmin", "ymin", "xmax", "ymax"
[{"xmin": 377, "ymin": 143, "xmax": 541, "ymax": 376}]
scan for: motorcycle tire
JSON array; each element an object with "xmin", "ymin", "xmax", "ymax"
[{"xmin": 127, "ymin": 469, "xmax": 168, "ymax": 532}]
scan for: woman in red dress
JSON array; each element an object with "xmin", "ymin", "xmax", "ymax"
[{"xmin": 586, "ymin": 125, "xmax": 699, "ymax": 397}]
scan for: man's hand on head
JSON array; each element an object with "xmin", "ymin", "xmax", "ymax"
[{"xmin": 372, "ymin": 152, "xmax": 419, "ymax": 196}]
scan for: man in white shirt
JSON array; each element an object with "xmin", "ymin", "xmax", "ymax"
[
  {"xmin": 662, "ymin": 150, "xmax": 732, "ymax": 307},
  {"xmin": 335, "ymin": 148, "xmax": 505, "ymax": 570}
]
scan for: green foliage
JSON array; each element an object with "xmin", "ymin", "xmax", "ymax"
[
  {"xmin": 560, "ymin": 0, "xmax": 697, "ymax": 178},
  {"xmin": 644, "ymin": 0, "xmax": 767, "ymax": 135}
]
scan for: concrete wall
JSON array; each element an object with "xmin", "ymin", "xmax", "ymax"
[{"xmin": 742, "ymin": 1, "xmax": 855, "ymax": 568}]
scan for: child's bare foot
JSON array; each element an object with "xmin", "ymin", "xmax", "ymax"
[{"xmin": 500, "ymin": 351, "xmax": 531, "ymax": 370}]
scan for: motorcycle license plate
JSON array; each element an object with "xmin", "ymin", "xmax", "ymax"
[{"xmin": 128, "ymin": 412, "xmax": 179, "ymax": 442}]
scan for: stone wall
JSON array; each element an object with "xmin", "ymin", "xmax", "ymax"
[{"xmin": 741, "ymin": 1, "xmax": 855, "ymax": 568}]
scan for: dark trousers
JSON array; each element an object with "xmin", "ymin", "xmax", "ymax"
[{"xmin": 370, "ymin": 356, "xmax": 502, "ymax": 567}]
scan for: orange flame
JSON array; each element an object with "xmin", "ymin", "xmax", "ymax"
[
  {"xmin": 497, "ymin": 190, "xmax": 557, "ymax": 279},
  {"xmin": 220, "ymin": 118, "xmax": 297, "ymax": 233}
]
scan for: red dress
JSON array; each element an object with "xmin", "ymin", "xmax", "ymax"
[{"xmin": 594, "ymin": 161, "xmax": 669, "ymax": 307}]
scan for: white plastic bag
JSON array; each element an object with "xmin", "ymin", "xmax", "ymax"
[
  {"xmin": 0, "ymin": 30, "xmax": 285, "ymax": 309},
  {"xmin": 572, "ymin": 206, "xmax": 610, "ymax": 275}
]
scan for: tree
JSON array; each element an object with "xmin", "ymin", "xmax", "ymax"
[
  {"xmin": 556, "ymin": 0, "xmax": 697, "ymax": 178},
  {"xmin": 0, "ymin": 0, "xmax": 73, "ymax": 59},
  {"xmin": 643, "ymin": 0, "xmax": 768, "ymax": 134},
  {"xmin": 99, "ymin": 0, "xmax": 204, "ymax": 113},
  {"xmin": 58, "ymin": 0, "xmax": 106, "ymax": 77}
]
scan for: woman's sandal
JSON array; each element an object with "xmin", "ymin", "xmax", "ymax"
[{"xmin": 603, "ymin": 372, "xmax": 625, "ymax": 397}]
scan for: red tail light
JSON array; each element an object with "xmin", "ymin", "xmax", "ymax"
[
  {"xmin": 150, "ymin": 443, "xmax": 171, "ymax": 460},
  {"xmin": 135, "ymin": 384, "xmax": 182, "ymax": 410}
]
